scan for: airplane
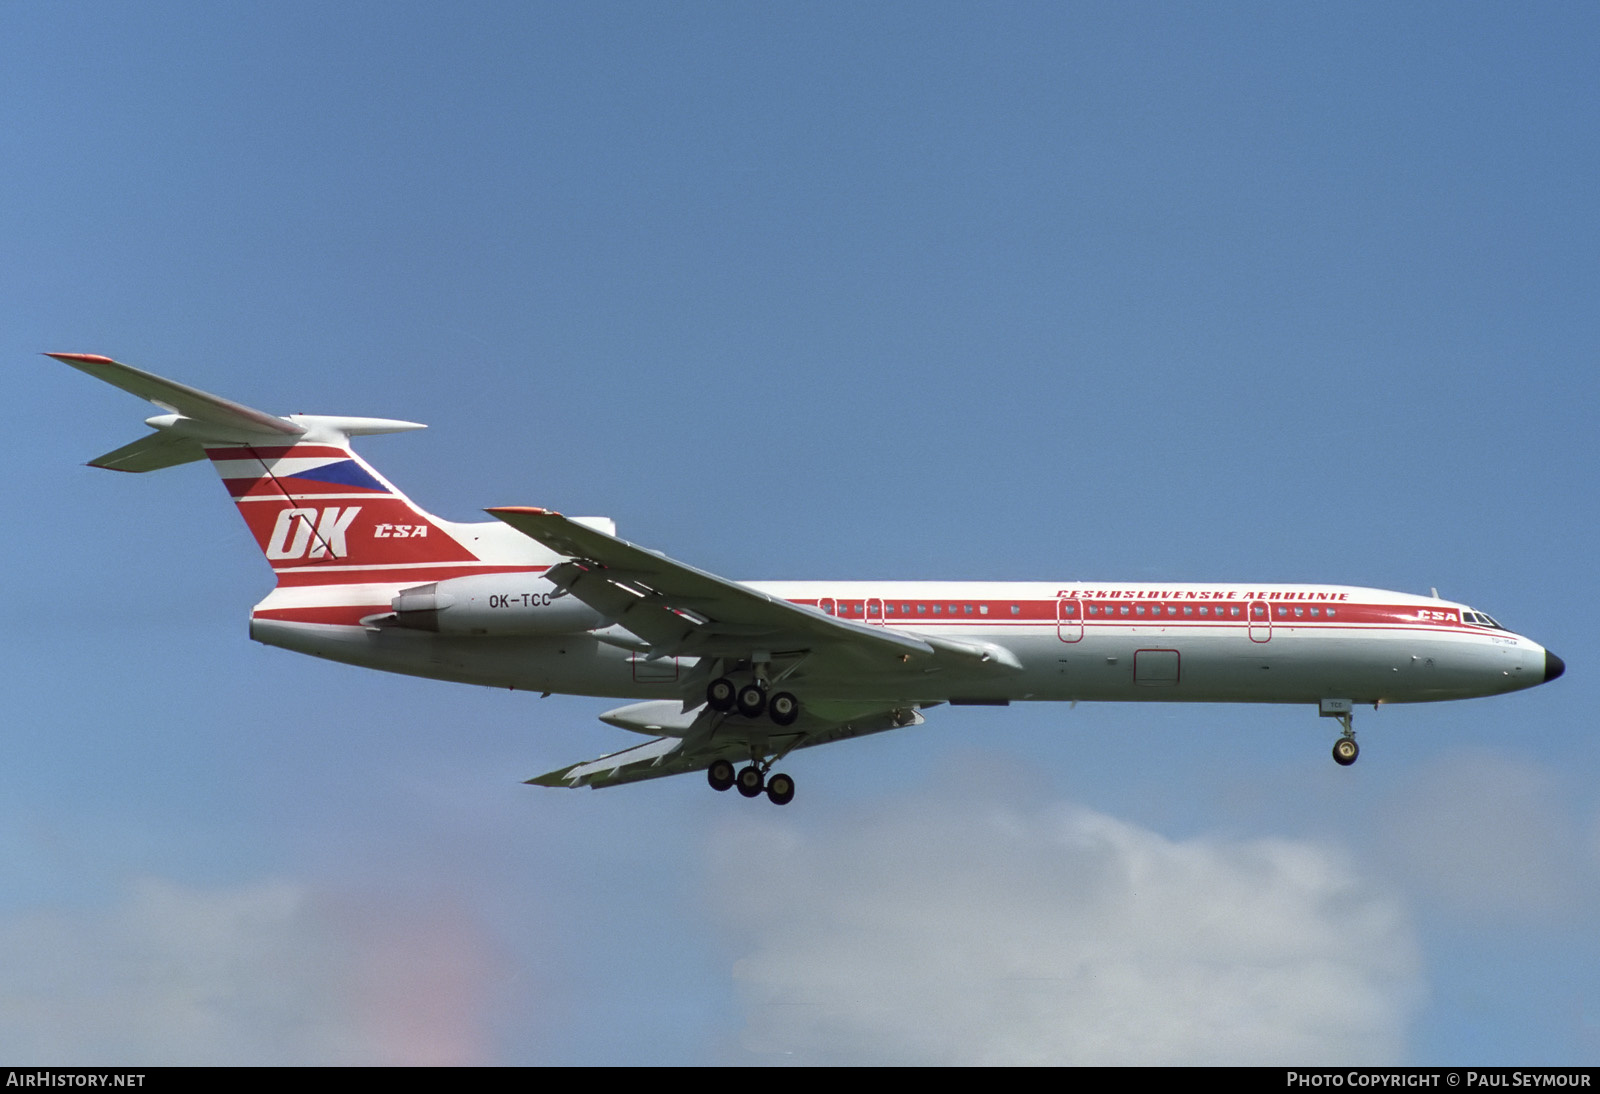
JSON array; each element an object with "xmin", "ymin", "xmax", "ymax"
[{"xmin": 46, "ymin": 352, "xmax": 1565, "ymax": 805}]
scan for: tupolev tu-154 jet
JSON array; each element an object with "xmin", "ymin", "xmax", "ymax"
[{"xmin": 48, "ymin": 353, "xmax": 1565, "ymax": 805}]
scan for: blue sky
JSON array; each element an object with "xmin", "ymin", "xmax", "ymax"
[{"xmin": 4, "ymin": 2, "xmax": 1597, "ymax": 1064}]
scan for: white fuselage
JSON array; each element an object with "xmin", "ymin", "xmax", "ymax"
[{"xmin": 250, "ymin": 577, "xmax": 1550, "ymax": 708}]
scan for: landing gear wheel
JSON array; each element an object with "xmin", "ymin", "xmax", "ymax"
[
  {"xmin": 1332, "ymin": 737, "xmax": 1359, "ymax": 766},
  {"xmin": 769, "ymin": 691, "xmax": 800, "ymax": 726},
  {"xmin": 736, "ymin": 765, "xmax": 765, "ymax": 797},
  {"xmin": 706, "ymin": 677, "xmax": 736, "ymax": 712},
  {"xmin": 736, "ymin": 683, "xmax": 767, "ymax": 719},
  {"xmin": 766, "ymin": 772, "xmax": 795, "ymax": 806},
  {"xmin": 707, "ymin": 758, "xmax": 735, "ymax": 792}
]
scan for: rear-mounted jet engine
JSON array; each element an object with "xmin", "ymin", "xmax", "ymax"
[{"xmin": 390, "ymin": 574, "xmax": 609, "ymax": 636}]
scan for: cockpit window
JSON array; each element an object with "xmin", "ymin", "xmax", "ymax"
[{"xmin": 1464, "ymin": 610, "xmax": 1506, "ymax": 630}]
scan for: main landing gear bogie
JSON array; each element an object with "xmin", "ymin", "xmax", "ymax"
[
  {"xmin": 707, "ymin": 676, "xmax": 801, "ymax": 727},
  {"xmin": 707, "ymin": 762, "xmax": 797, "ymax": 806}
]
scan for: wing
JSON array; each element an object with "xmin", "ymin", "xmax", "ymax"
[
  {"xmin": 528, "ymin": 701, "xmax": 926, "ymax": 789},
  {"xmin": 490, "ymin": 506, "xmax": 1019, "ymax": 792},
  {"xmin": 485, "ymin": 506, "xmax": 1022, "ymax": 673}
]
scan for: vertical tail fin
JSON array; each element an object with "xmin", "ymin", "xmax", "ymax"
[{"xmin": 205, "ymin": 440, "xmax": 484, "ymax": 586}]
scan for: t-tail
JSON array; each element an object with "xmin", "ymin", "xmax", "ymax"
[{"xmin": 45, "ymin": 353, "xmax": 554, "ymax": 590}]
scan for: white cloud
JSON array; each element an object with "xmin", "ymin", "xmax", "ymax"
[
  {"xmin": 0, "ymin": 878, "xmax": 491, "ymax": 1065},
  {"xmin": 711, "ymin": 795, "xmax": 1422, "ymax": 1065}
]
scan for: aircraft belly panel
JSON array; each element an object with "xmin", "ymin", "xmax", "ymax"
[{"xmin": 248, "ymin": 620, "xmax": 692, "ymax": 699}]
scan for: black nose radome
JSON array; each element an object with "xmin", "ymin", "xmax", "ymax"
[{"xmin": 1545, "ymin": 651, "xmax": 1566, "ymax": 683}]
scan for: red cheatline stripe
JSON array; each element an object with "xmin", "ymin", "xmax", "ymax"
[
  {"xmin": 206, "ymin": 445, "xmax": 352, "ymax": 460},
  {"xmin": 223, "ymin": 477, "xmax": 391, "ymax": 495},
  {"xmin": 253, "ymin": 605, "xmax": 378, "ymax": 626},
  {"xmin": 271, "ymin": 563, "xmax": 541, "ymax": 586}
]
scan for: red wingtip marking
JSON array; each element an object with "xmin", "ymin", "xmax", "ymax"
[
  {"xmin": 487, "ymin": 506, "xmax": 562, "ymax": 517},
  {"xmin": 46, "ymin": 352, "xmax": 118, "ymax": 364}
]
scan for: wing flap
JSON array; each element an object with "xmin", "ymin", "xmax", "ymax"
[{"xmin": 530, "ymin": 703, "xmax": 928, "ymax": 789}]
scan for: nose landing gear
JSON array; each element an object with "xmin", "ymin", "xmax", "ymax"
[{"xmin": 1320, "ymin": 699, "xmax": 1358, "ymax": 766}]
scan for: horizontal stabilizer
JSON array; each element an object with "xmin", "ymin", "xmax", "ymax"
[
  {"xmin": 88, "ymin": 431, "xmax": 207, "ymax": 473},
  {"xmin": 47, "ymin": 353, "xmax": 303, "ymax": 438},
  {"xmin": 48, "ymin": 353, "xmax": 429, "ymax": 458}
]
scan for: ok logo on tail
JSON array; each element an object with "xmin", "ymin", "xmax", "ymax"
[{"xmin": 265, "ymin": 506, "xmax": 362, "ymax": 560}]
